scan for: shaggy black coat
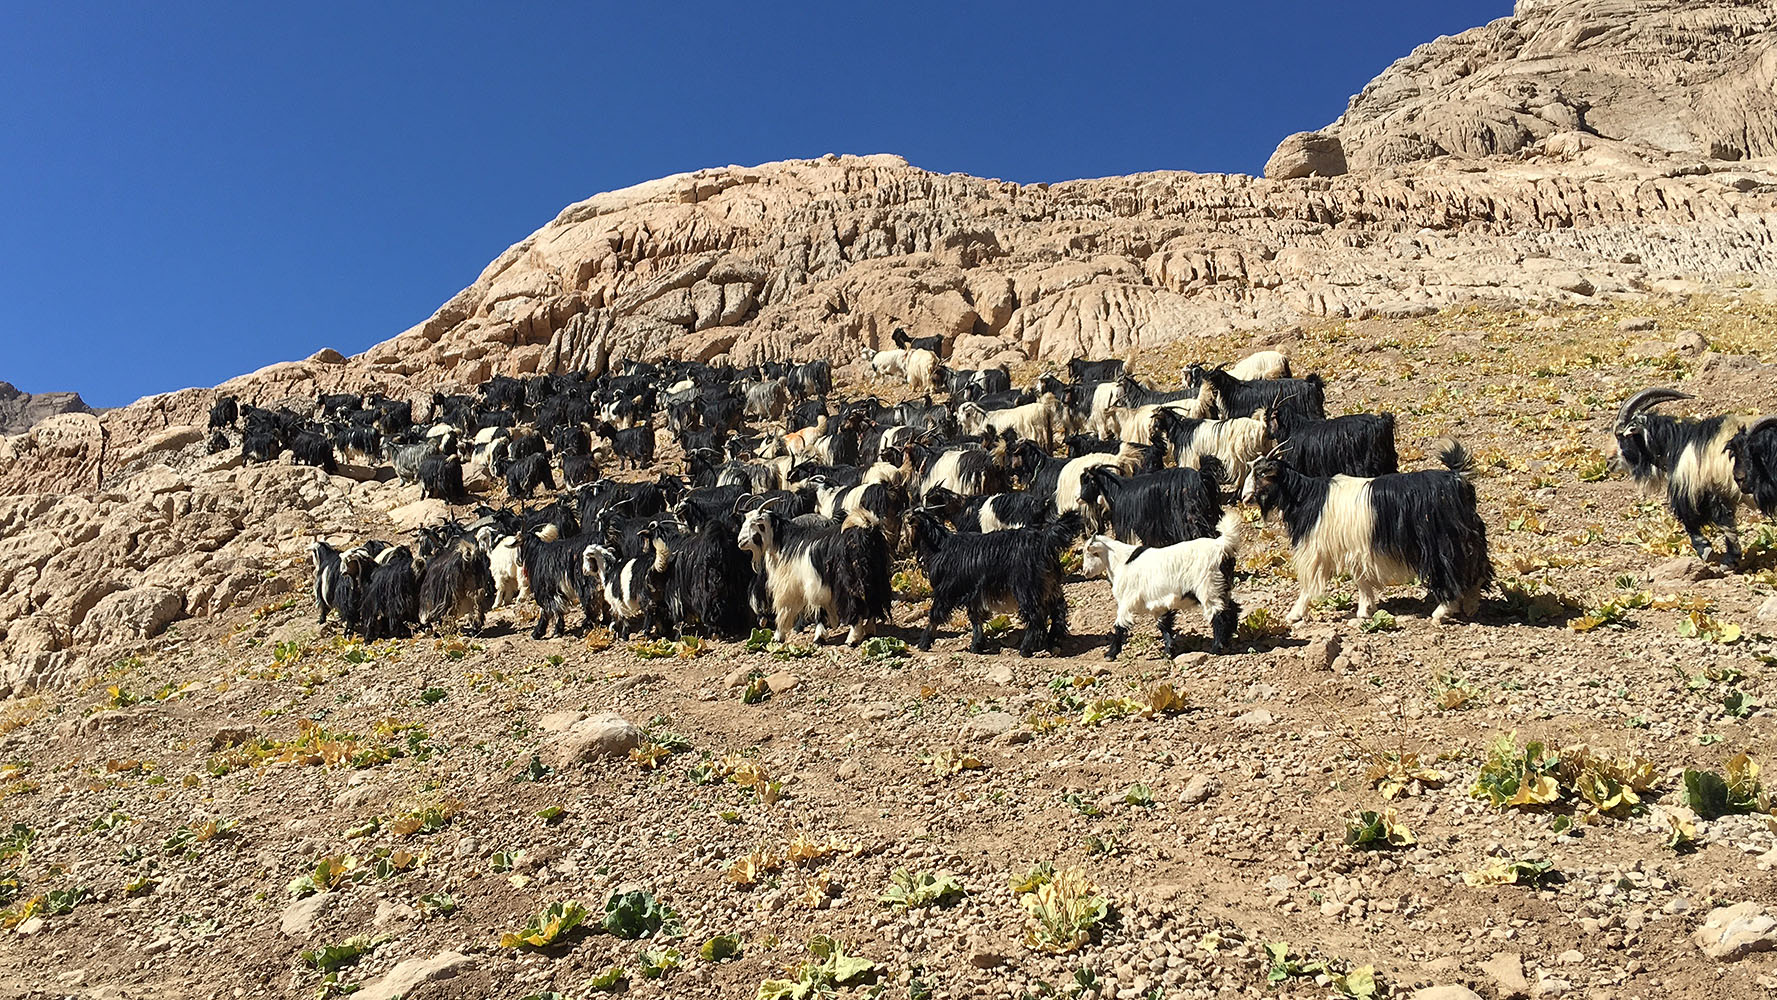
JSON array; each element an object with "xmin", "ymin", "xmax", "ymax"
[
  {"xmin": 418, "ymin": 537, "xmax": 495, "ymax": 633},
  {"xmin": 911, "ymin": 510, "xmax": 1082, "ymax": 656},
  {"xmin": 1078, "ymin": 466, "xmax": 1223, "ymax": 546},
  {"xmin": 1268, "ymin": 412, "xmax": 1398, "ymax": 479}
]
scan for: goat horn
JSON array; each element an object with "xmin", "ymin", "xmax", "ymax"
[
  {"xmin": 1615, "ymin": 388, "xmax": 1692, "ymax": 429},
  {"xmin": 1746, "ymin": 415, "xmax": 1777, "ymax": 436}
]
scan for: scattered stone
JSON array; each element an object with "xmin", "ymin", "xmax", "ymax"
[
  {"xmin": 857, "ymin": 702, "xmax": 895, "ymax": 722},
  {"xmin": 1758, "ymin": 596, "xmax": 1777, "ymax": 623},
  {"xmin": 1556, "ymin": 949, "xmax": 1583, "ymax": 964},
  {"xmin": 1234, "ymin": 709, "xmax": 1274, "ymax": 730},
  {"xmin": 1692, "ymin": 902, "xmax": 1777, "ymax": 961},
  {"xmin": 15, "ymin": 916, "xmax": 45, "ymax": 937},
  {"xmin": 1479, "ymin": 952, "xmax": 1528, "ymax": 998},
  {"xmin": 1650, "ymin": 557, "xmax": 1721, "ymax": 585},
  {"xmin": 1302, "ymin": 634, "xmax": 1341, "ymax": 672},
  {"xmin": 1173, "ymin": 651, "xmax": 1210, "ymax": 668},
  {"xmin": 373, "ymin": 900, "xmax": 417, "ymax": 929},
  {"xmin": 280, "ymin": 893, "xmax": 332, "ymax": 937},
  {"xmin": 357, "ymin": 951, "xmax": 476, "ymax": 1000},
  {"xmin": 983, "ymin": 663, "xmax": 1016, "ymax": 686},
  {"xmin": 537, "ymin": 710, "xmax": 586, "ymax": 733},
  {"xmin": 1180, "ymin": 774, "xmax": 1216, "ymax": 804},
  {"xmin": 764, "ymin": 671, "xmax": 799, "ymax": 695},
  {"xmin": 723, "ymin": 668, "xmax": 752, "ymax": 689},
  {"xmin": 965, "ymin": 711, "xmax": 1018, "ymax": 741},
  {"xmin": 1535, "ymin": 976, "xmax": 1572, "ymax": 997},
  {"xmin": 1616, "ymin": 316, "xmax": 1658, "ymax": 332},
  {"xmin": 966, "ymin": 936, "xmax": 1011, "ymax": 969},
  {"xmin": 555, "ymin": 712, "xmax": 643, "ymax": 762},
  {"xmin": 1674, "ymin": 329, "xmax": 1709, "ymax": 355},
  {"xmin": 1411, "ymin": 987, "xmax": 1483, "ymax": 1000}
]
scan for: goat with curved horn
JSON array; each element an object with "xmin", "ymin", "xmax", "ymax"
[
  {"xmin": 1612, "ymin": 386, "xmax": 1751, "ymax": 565},
  {"xmin": 1614, "ymin": 387, "xmax": 1693, "ymax": 431}
]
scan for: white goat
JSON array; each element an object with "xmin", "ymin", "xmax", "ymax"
[
  {"xmin": 904, "ymin": 349, "xmax": 942, "ymax": 393},
  {"xmin": 958, "ymin": 393, "xmax": 1067, "ymax": 451},
  {"xmin": 1081, "ymin": 510, "xmax": 1243, "ymax": 658},
  {"xmin": 866, "ymin": 348, "xmax": 910, "ymax": 377}
]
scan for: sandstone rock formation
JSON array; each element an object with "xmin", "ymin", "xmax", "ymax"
[
  {"xmin": 1326, "ymin": 0, "xmax": 1777, "ymax": 169},
  {"xmin": 0, "ymin": 381, "xmax": 93, "ymax": 435}
]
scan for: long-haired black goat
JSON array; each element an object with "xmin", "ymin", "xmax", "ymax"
[
  {"xmin": 418, "ymin": 535, "xmax": 496, "ymax": 634},
  {"xmin": 1727, "ymin": 417, "xmax": 1777, "ymax": 518},
  {"xmin": 1077, "ymin": 465, "xmax": 1223, "ymax": 547},
  {"xmin": 209, "ymin": 395, "xmax": 238, "ymax": 431},
  {"xmin": 504, "ymin": 452, "xmax": 556, "ymax": 500},
  {"xmin": 311, "ymin": 540, "xmax": 361, "ymax": 629},
  {"xmin": 519, "ymin": 528, "xmax": 599, "ymax": 639},
  {"xmin": 419, "ymin": 454, "xmax": 468, "ymax": 504},
  {"xmin": 910, "ymin": 509, "xmax": 1082, "ymax": 656},
  {"xmin": 1244, "ymin": 441, "xmax": 1492, "ymax": 624},
  {"xmin": 736, "ymin": 499, "xmax": 892, "ymax": 646},
  {"xmin": 1613, "ymin": 388, "xmax": 1751, "ymax": 565},
  {"xmin": 1262, "ymin": 411, "xmax": 1399, "ymax": 479},
  {"xmin": 663, "ymin": 503, "xmax": 757, "ymax": 638},
  {"xmin": 350, "ymin": 545, "xmax": 422, "ymax": 640},
  {"xmin": 1189, "ymin": 366, "xmax": 1326, "ymax": 434}
]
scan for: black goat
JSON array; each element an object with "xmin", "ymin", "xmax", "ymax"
[
  {"xmin": 910, "ymin": 510, "xmax": 1082, "ymax": 656},
  {"xmin": 1726, "ymin": 417, "xmax": 1777, "ymax": 517},
  {"xmin": 597, "ymin": 420, "xmax": 657, "ymax": 470},
  {"xmin": 519, "ymin": 529, "xmax": 600, "ymax": 639},
  {"xmin": 352, "ymin": 546, "xmax": 422, "ymax": 640},
  {"xmin": 1192, "ymin": 367, "xmax": 1326, "ymax": 433},
  {"xmin": 1265, "ymin": 412, "xmax": 1398, "ymax": 479},
  {"xmin": 891, "ymin": 327, "xmax": 945, "ymax": 357},
  {"xmin": 419, "ymin": 454, "xmax": 468, "ymax": 504},
  {"xmin": 418, "ymin": 536, "xmax": 496, "ymax": 633},
  {"xmin": 504, "ymin": 452, "xmax": 556, "ymax": 500},
  {"xmin": 1078, "ymin": 465, "xmax": 1223, "ymax": 547},
  {"xmin": 209, "ymin": 395, "xmax": 238, "ymax": 430},
  {"xmin": 1068, "ymin": 358, "xmax": 1125, "ymax": 386}
]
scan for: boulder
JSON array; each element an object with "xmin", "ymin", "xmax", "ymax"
[
  {"xmin": 74, "ymin": 587, "xmax": 183, "ymax": 645},
  {"xmin": 554, "ymin": 712, "xmax": 643, "ymax": 763},
  {"xmin": 1692, "ymin": 902, "xmax": 1777, "ymax": 961},
  {"xmin": 1264, "ymin": 132, "xmax": 1348, "ymax": 180},
  {"xmin": 357, "ymin": 951, "xmax": 475, "ymax": 1000},
  {"xmin": 964, "ymin": 711, "xmax": 1018, "ymax": 741}
]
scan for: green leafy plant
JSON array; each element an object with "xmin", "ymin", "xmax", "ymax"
[
  {"xmin": 757, "ymin": 936, "xmax": 877, "ymax": 1000},
  {"xmin": 639, "ymin": 948, "xmax": 681, "ymax": 979},
  {"xmin": 1015, "ymin": 868, "xmax": 1111, "ymax": 954},
  {"xmin": 1264, "ymin": 943, "xmax": 1378, "ymax": 998},
  {"xmin": 1470, "ymin": 734, "xmax": 1562, "ymax": 809},
  {"xmin": 1343, "ymin": 809, "xmax": 1416, "ymax": 850},
  {"xmin": 602, "ymin": 889, "xmax": 682, "ymax": 939},
  {"xmin": 1682, "ymin": 753, "xmax": 1769, "ymax": 818},
  {"xmin": 860, "ymin": 636, "xmax": 909, "ymax": 663},
  {"xmin": 585, "ymin": 966, "xmax": 627, "ymax": 992},
  {"xmin": 501, "ymin": 900, "xmax": 589, "ymax": 949},
  {"xmin": 1123, "ymin": 783, "xmax": 1155, "ymax": 808},
  {"xmin": 701, "ymin": 933, "xmax": 743, "ymax": 962},
  {"xmin": 879, "ymin": 869, "xmax": 966, "ymax": 909},
  {"xmin": 1357, "ymin": 611, "xmax": 1399, "ymax": 634},
  {"xmin": 302, "ymin": 935, "xmax": 379, "ymax": 973},
  {"xmin": 1462, "ymin": 857, "xmax": 1557, "ymax": 887}
]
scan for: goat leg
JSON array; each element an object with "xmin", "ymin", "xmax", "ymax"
[
  {"xmin": 1105, "ymin": 623, "xmax": 1129, "ymax": 661},
  {"xmin": 1157, "ymin": 611, "xmax": 1180, "ymax": 659}
]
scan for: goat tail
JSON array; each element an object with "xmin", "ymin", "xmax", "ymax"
[
  {"xmin": 1212, "ymin": 510, "xmax": 1243, "ymax": 558},
  {"xmin": 1437, "ymin": 440, "xmax": 1478, "ymax": 481}
]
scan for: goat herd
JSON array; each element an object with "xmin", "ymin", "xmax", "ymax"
[{"xmin": 202, "ymin": 330, "xmax": 1777, "ymax": 662}]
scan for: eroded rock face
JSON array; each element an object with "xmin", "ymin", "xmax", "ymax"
[
  {"xmin": 0, "ymin": 381, "xmax": 93, "ymax": 436},
  {"xmin": 1330, "ymin": 0, "xmax": 1777, "ymax": 168},
  {"xmin": 1264, "ymin": 132, "xmax": 1348, "ymax": 179}
]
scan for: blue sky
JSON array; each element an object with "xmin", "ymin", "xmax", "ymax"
[{"xmin": 1, "ymin": 1, "xmax": 1510, "ymax": 407}]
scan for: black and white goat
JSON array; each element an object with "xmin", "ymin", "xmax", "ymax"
[
  {"xmin": 1612, "ymin": 388, "xmax": 1753, "ymax": 565},
  {"xmin": 1150, "ymin": 409, "xmax": 1269, "ymax": 492},
  {"xmin": 583, "ymin": 529, "xmax": 672, "ymax": 638},
  {"xmin": 1081, "ymin": 510, "xmax": 1242, "ymax": 659},
  {"xmin": 1245, "ymin": 442, "xmax": 1492, "ymax": 624},
  {"xmin": 311, "ymin": 540, "xmax": 361, "ymax": 629},
  {"xmin": 519, "ymin": 529, "xmax": 599, "ymax": 639},
  {"xmin": 736, "ymin": 500, "xmax": 892, "ymax": 645},
  {"xmin": 910, "ymin": 510, "xmax": 1082, "ymax": 656},
  {"xmin": 1078, "ymin": 465, "xmax": 1223, "ymax": 547},
  {"xmin": 350, "ymin": 545, "xmax": 422, "ymax": 640}
]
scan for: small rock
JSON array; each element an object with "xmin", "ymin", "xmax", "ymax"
[
  {"xmin": 374, "ymin": 900, "xmax": 417, "ymax": 929},
  {"xmin": 1173, "ymin": 651, "xmax": 1209, "ymax": 668},
  {"xmin": 1756, "ymin": 596, "xmax": 1777, "ymax": 623},
  {"xmin": 966, "ymin": 936, "xmax": 1011, "ymax": 969},
  {"xmin": 1180, "ymin": 774, "xmax": 1215, "ymax": 804},
  {"xmin": 1616, "ymin": 316, "xmax": 1658, "ymax": 332},
  {"xmin": 723, "ymin": 668, "xmax": 752, "ymax": 689},
  {"xmin": 15, "ymin": 916, "xmax": 45, "ymax": 937},
  {"xmin": 1234, "ymin": 709, "xmax": 1274, "ymax": 729},
  {"xmin": 1692, "ymin": 901, "xmax": 1777, "ymax": 961},
  {"xmin": 554, "ymin": 712, "xmax": 643, "ymax": 763},
  {"xmin": 1650, "ymin": 557, "xmax": 1720, "ymax": 585},
  {"xmin": 1674, "ymin": 329, "xmax": 1709, "ymax": 355},
  {"xmin": 836, "ymin": 761, "xmax": 861, "ymax": 781},
  {"xmin": 357, "ymin": 951, "xmax": 476, "ymax": 1000},
  {"xmin": 965, "ymin": 711, "xmax": 1018, "ymax": 741},
  {"xmin": 1557, "ymin": 949, "xmax": 1583, "ymax": 964},
  {"xmin": 537, "ymin": 710, "xmax": 586, "ymax": 733},
  {"xmin": 1302, "ymin": 634, "xmax": 1341, "ymax": 672},
  {"xmin": 1411, "ymin": 987, "xmax": 1483, "ymax": 1000},
  {"xmin": 765, "ymin": 671, "xmax": 799, "ymax": 695},
  {"xmin": 281, "ymin": 893, "xmax": 332, "ymax": 937},
  {"xmin": 983, "ymin": 663, "xmax": 1016, "ymax": 686},
  {"xmin": 1479, "ymin": 952, "xmax": 1528, "ymax": 999},
  {"xmin": 857, "ymin": 702, "xmax": 895, "ymax": 722},
  {"xmin": 1535, "ymin": 976, "xmax": 1572, "ymax": 997}
]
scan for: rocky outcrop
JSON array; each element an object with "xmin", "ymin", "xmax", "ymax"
[
  {"xmin": 0, "ymin": 381, "xmax": 93, "ymax": 436},
  {"xmin": 1264, "ymin": 132, "xmax": 1348, "ymax": 179},
  {"xmin": 1328, "ymin": 0, "xmax": 1777, "ymax": 169}
]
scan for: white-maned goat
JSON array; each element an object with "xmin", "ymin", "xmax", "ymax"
[
  {"xmin": 865, "ymin": 348, "xmax": 910, "ymax": 377},
  {"xmin": 904, "ymin": 349, "xmax": 942, "ymax": 394},
  {"xmin": 1152, "ymin": 411, "xmax": 1270, "ymax": 493},
  {"xmin": 1081, "ymin": 510, "xmax": 1242, "ymax": 658},
  {"xmin": 957, "ymin": 393, "xmax": 1067, "ymax": 452}
]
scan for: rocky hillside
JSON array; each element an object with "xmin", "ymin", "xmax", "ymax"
[
  {"xmin": 6, "ymin": 1, "xmax": 1776, "ymax": 499},
  {"xmin": 0, "ymin": 381, "xmax": 92, "ymax": 436}
]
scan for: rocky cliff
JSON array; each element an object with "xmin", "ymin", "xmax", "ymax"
[
  {"xmin": 4, "ymin": 0, "xmax": 1777, "ymax": 503},
  {"xmin": 0, "ymin": 381, "xmax": 92, "ymax": 436}
]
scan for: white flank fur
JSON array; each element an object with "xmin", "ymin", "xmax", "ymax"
[
  {"xmin": 1083, "ymin": 512, "xmax": 1242, "ymax": 632},
  {"xmin": 1173, "ymin": 415, "xmax": 1269, "ymax": 493},
  {"xmin": 1279, "ymin": 476, "xmax": 1415, "ymax": 623},
  {"xmin": 904, "ymin": 349, "xmax": 942, "ymax": 393}
]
